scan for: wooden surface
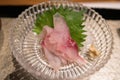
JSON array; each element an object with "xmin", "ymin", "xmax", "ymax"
[{"xmin": 0, "ymin": 0, "xmax": 119, "ymax": 5}]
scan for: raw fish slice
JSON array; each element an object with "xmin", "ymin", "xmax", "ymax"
[
  {"xmin": 53, "ymin": 13, "xmax": 70, "ymax": 37},
  {"xmin": 52, "ymin": 13, "xmax": 85, "ymax": 63},
  {"xmin": 39, "ymin": 25, "xmax": 53, "ymax": 40},
  {"xmin": 42, "ymin": 45, "xmax": 62, "ymax": 70},
  {"xmin": 41, "ymin": 13, "xmax": 85, "ymax": 70},
  {"xmin": 41, "ymin": 26, "xmax": 67, "ymax": 70}
]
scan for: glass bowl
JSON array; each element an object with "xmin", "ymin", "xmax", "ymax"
[{"xmin": 10, "ymin": 1, "xmax": 113, "ymax": 80}]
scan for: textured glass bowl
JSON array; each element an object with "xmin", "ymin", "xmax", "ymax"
[{"xmin": 10, "ymin": 1, "xmax": 113, "ymax": 80}]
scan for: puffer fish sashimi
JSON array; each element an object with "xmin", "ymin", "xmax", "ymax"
[{"xmin": 41, "ymin": 13, "xmax": 85, "ymax": 70}]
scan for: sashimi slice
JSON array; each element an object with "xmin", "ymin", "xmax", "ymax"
[
  {"xmin": 42, "ymin": 45, "xmax": 61, "ymax": 70},
  {"xmin": 41, "ymin": 13, "xmax": 85, "ymax": 70}
]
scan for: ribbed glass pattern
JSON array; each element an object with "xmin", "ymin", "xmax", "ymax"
[{"xmin": 10, "ymin": 1, "xmax": 113, "ymax": 80}]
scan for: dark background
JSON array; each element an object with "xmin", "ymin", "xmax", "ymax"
[{"xmin": 0, "ymin": 6, "xmax": 120, "ymax": 19}]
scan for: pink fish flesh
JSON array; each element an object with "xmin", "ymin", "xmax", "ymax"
[{"xmin": 40, "ymin": 13, "xmax": 85, "ymax": 70}]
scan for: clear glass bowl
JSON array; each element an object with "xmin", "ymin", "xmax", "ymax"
[{"xmin": 10, "ymin": 1, "xmax": 113, "ymax": 80}]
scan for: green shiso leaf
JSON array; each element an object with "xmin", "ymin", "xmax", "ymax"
[{"xmin": 33, "ymin": 5, "xmax": 86, "ymax": 47}]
